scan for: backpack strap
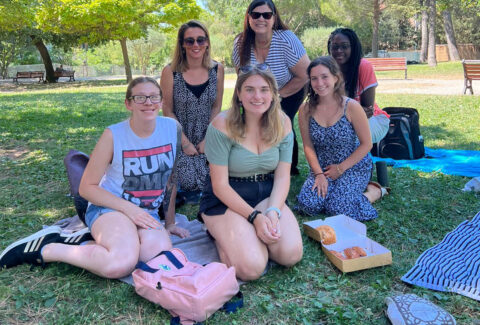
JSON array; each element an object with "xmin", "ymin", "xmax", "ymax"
[{"xmin": 135, "ymin": 250, "xmax": 184, "ymax": 272}]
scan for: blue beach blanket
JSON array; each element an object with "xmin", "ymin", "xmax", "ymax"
[
  {"xmin": 372, "ymin": 147, "xmax": 480, "ymax": 177},
  {"xmin": 402, "ymin": 211, "xmax": 480, "ymax": 301}
]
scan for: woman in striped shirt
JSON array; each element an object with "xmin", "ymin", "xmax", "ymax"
[{"xmin": 233, "ymin": 0, "xmax": 310, "ymax": 175}]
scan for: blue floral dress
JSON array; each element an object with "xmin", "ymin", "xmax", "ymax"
[{"xmin": 297, "ymin": 98, "xmax": 378, "ymax": 221}]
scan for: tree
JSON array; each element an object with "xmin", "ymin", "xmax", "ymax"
[
  {"xmin": 0, "ymin": 31, "xmax": 29, "ymax": 79},
  {"xmin": 441, "ymin": 9, "xmax": 460, "ymax": 60},
  {"xmin": 427, "ymin": 0, "xmax": 437, "ymax": 66},
  {"xmin": 37, "ymin": 0, "xmax": 202, "ymax": 83},
  {"xmin": 419, "ymin": 0, "xmax": 428, "ymax": 62},
  {"xmin": 372, "ymin": 0, "xmax": 382, "ymax": 57}
]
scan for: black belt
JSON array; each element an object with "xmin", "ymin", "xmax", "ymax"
[{"xmin": 229, "ymin": 173, "xmax": 274, "ymax": 182}]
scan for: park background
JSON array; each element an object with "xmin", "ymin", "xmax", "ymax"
[{"xmin": 1, "ymin": 0, "xmax": 480, "ymax": 324}]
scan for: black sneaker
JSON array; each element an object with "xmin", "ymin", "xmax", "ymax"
[
  {"xmin": 0, "ymin": 226, "xmax": 62, "ymax": 269},
  {"xmin": 59, "ymin": 228, "xmax": 93, "ymax": 245}
]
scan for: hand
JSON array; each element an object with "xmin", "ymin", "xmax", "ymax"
[
  {"xmin": 363, "ymin": 105, "xmax": 374, "ymax": 118},
  {"xmin": 124, "ymin": 204, "xmax": 163, "ymax": 230},
  {"xmin": 196, "ymin": 140, "xmax": 206, "ymax": 154},
  {"xmin": 253, "ymin": 214, "xmax": 280, "ymax": 245},
  {"xmin": 265, "ymin": 209, "xmax": 281, "ymax": 237},
  {"xmin": 312, "ymin": 173, "xmax": 328, "ymax": 198},
  {"xmin": 324, "ymin": 164, "xmax": 343, "ymax": 181},
  {"xmin": 182, "ymin": 141, "xmax": 199, "ymax": 156},
  {"xmin": 166, "ymin": 224, "xmax": 190, "ymax": 238}
]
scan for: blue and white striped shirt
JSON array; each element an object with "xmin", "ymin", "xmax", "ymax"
[{"xmin": 233, "ymin": 30, "xmax": 306, "ymax": 90}]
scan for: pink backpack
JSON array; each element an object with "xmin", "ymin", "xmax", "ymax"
[{"xmin": 132, "ymin": 248, "xmax": 242, "ymax": 324}]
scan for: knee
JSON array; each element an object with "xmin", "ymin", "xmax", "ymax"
[
  {"xmin": 100, "ymin": 252, "xmax": 138, "ymax": 279},
  {"xmin": 233, "ymin": 259, "xmax": 267, "ymax": 282},
  {"xmin": 139, "ymin": 229, "xmax": 172, "ymax": 262},
  {"xmin": 275, "ymin": 243, "xmax": 303, "ymax": 267}
]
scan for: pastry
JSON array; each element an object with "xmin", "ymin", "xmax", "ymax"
[
  {"xmin": 315, "ymin": 225, "xmax": 336, "ymax": 245},
  {"xmin": 330, "ymin": 250, "xmax": 346, "ymax": 260},
  {"xmin": 343, "ymin": 247, "xmax": 360, "ymax": 259},
  {"xmin": 352, "ymin": 246, "xmax": 367, "ymax": 257}
]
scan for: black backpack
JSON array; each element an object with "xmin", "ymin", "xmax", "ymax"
[{"xmin": 371, "ymin": 107, "xmax": 425, "ymax": 160}]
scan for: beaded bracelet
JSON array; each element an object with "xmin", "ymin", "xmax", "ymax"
[{"xmin": 336, "ymin": 165, "xmax": 343, "ymax": 175}]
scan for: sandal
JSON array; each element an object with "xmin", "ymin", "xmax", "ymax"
[{"xmin": 368, "ymin": 181, "xmax": 391, "ymax": 198}]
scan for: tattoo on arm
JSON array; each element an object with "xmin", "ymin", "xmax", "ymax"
[{"xmin": 163, "ymin": 123, "xmax": 182, "ymax": 217}]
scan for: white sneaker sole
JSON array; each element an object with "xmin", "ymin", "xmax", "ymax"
[{"xmin": 0, "ymin": 226, "xmax": 62, "ymax": 261}]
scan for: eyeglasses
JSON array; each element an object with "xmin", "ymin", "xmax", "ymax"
[
  {"xmin": 128, "ymin": 95, "xmax": 161, "ymax": 104},
  {"xmin": 330, "ymin": 44, "xmax": 351, "ymax": 52},
  {"xmin": 183, "ymin": 36, "xmax": 208, "ymax": 47},
  {"xmin": 239, "ymin": 63, "xmax": 270, "ymax": 74},
  {"xmin": 249, "ymin": 11, "xmax": 274, "ymax": 20}
]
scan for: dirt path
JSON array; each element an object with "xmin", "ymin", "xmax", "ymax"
[{"xmin": 224, "ymin": 78, "xmax": 478, "ymax": 96}]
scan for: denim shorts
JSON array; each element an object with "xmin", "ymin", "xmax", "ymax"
[
  {"xmin": 84, "ymin": 203, "xmax": 161, "ymax": 230},
  {"xmin": 198, "ymin": 176, "xmax": 274, "ymax": 222}
]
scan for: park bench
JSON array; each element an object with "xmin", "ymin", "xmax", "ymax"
[
  {"xmin": 54, "ymin": 70, "xmax": 75, "ymax": 82},
  {"xmin": 13, "ymin": 71, "xmax": 45, "ymax": 83},
  {"xmin": 462, "ymin": 59, "xmax": 480, "ymax": 95},
  {"xmin": 365, "ymin": 57, "xmax": 407, "ymax": 79}
]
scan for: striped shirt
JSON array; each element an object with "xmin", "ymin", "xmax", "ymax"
[{"xmin": 232, "ymin": 30, "xmax": 306, "ymax": 90}]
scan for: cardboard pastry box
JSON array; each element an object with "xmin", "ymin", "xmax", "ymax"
[{"xmin": 303, "ymin": 215, "xmax": 392, "ymax": 273}]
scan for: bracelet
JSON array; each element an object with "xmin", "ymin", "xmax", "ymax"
[
  {"xmin": 336, "ymin": 165, "xmax": 343, "ymax": 175},
  {"xmin": 314, "ymin": 171, "xmax": 324, "ymax": 177},
  {"xmin": 247, "ymin": 210, "xmax": 261, "ymax": 224},
  {"xmin": 265, "ymin": 206, "xmax": 282, "ymax": 219}
]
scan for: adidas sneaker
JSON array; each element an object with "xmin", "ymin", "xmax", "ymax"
[
  {"xmin": 59, "ymin": 228, "xmax": 93, "ymax": 245},
  {"xmin": 0, "ymin": 226, "xmax": 62, "ymax": 269}
]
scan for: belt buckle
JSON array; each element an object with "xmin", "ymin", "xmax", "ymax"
[{"xmin": 254, "ymin": 173, "xmax": 261, "ymax": 181}]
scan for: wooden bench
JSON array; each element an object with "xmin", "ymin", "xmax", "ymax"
[
  {"xmin": 365, "ymin": 57, "xmax": 408, "ymax": 79},
  {"xmin": 13, "ymin": 71, "xmax": 44, "ymax": 83},
  {"xmin": 54, "ymin": 70, "xmax": 75, "ymax": 82},
  {"xmin": 462, "ymin": 59, "xmax": 480, "ymax": 95}
]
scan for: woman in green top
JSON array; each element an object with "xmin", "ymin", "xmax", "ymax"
[{"xmin": 198, "ymin": 64, "xmax": 303, "ymax": 281}]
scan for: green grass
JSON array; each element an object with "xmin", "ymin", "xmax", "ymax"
[{"xmin": 1, "ymin": 82, "xmax": 479, "ymax": 324}]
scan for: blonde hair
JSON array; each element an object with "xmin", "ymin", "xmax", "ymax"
[
  {"xmin": 171, "ymin": 20, "xmax": 213, "ymax": 72},
  {"xmin": 226, "ymin": 67, "xmax": 284, "ymax": 146}
]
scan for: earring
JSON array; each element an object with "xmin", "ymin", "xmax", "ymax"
[{"xmin": 239, "ymin": 105, "xmax": 244, "ymax": 115}]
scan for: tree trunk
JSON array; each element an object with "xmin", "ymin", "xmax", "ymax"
[
  {"xmin": 442, "ymin": 10, "xmax": 460, "ymax": 61},
  {"xmin": 372, "ymin": 0, "xmax": 380, "ymax": 57},
  {"xmin": 32, "ymin": 36, "xmax": 56, "ymax": 83},
  {"xmin": 427, "ymin": 0, "xmax": 437, "ymax": 66},
  {"xmin": 120, "ymin": 38, "xmax": 132, "ymax": 83},
  {"xmin": 420, "ymin": 0, "xmax": 428, "ymax": 63}
]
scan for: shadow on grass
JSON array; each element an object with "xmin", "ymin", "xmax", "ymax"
[{"xmin": 421, "ymin": 124, "xmax": 480, "ymax": 151}]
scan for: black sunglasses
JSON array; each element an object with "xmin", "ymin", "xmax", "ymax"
[
  {"xmin": 183, "ymin": 36, "xmax": 208, "ymax": 47},
  {"xmin": 249, "ymin": 11, "xmax": 274, "ymax": 20},
  {"xmin": 239, "ymin": 63, "xmax": 270, "ymax": 74}
]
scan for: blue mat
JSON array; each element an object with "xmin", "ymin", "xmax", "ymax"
[
  {"xmin": 372, "ymin": 147, "xmax": 480, "ymax": 177},
  {"xmin": 402, "ymin": 211, "xmax": 480, "ymax": 301}
]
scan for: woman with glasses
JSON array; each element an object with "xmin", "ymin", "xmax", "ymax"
[
  {"xmin": 233, "ymin": 0, "xmax": 310, "ymax": 176},
  {"xmin": 198, "ymin": 65, "xmax": 303, "ymax": 281},
  {"xmin": 161, "ymin": 20, "xmax": 224, "ymax": 203},
  {"xmin": 296, "ymin": 57, "xmax": 378, "ymax": 221},
  {"xmin": 328, "ymin": 28, "xmax": 391, "ymax": 201},
  {"xmin": 0, "ymin": 77, "xmax": 189, "ymax": 276}
]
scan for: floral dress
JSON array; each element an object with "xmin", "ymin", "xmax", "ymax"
[{"xmin": 297, "ymin": 98, "xmax": 378, "ymax": 221}]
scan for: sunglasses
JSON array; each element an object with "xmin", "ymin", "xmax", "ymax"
[
  {"xmin": 239, "ymin": 63, "xmax": 270, "ymax": 74},
  {"xmin": 249, "ymin": 11, "xmax": 274, "ymax": 20},
  {"xmin": 128, "ymin": 95, "xmax": 161, "ymax": 104},
  {"xmin": 183, "ymin": 36, "xmax": 208, "ymax": 47},
  {"xmin": 330, "ymin": 44, "xmax": 351, "ymax": 52}
]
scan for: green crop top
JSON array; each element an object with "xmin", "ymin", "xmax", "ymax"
[{"xmin": 205, "ymin": 124, "xmax": 293, "ymax": 177}]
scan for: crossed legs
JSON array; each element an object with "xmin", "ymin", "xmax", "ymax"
[{"xmin": 41, "ymin": 211, "xmax": 172, "ymax": 278}]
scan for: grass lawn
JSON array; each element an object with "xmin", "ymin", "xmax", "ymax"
[{"xmin": 0, "ymin": 82, "xmax": 479, "ymax": 324}]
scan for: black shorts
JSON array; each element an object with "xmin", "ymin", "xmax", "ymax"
[{"xmin": 198, "ymin": 176, "xmax": 273, "ymax": 222}]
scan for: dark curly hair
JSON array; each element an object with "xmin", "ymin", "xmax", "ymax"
[{"xmin": 327, "ymin": 28, "xmax": 363, "ymax": 99}]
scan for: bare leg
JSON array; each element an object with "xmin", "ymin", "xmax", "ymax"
[
  {"xmin": 203, "ymin": 210, "xmax": 268, "ymax": 282},
  {"xmin": 41, "ymin": 212, "xmax": 165, "ymax": 279},
  {"xmin": 255, "ymin": 199, "xmax": 303, "ymax": 267},
  {"xmin": 364, "ymin": 184, "xmax": 382, "ymax": 203},
  {"xmin": 137, "ymin": 227, "xmax": 172, "ymax": 262}
]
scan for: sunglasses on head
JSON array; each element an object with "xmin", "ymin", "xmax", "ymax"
[
  {"xmin": 183, "ymin": 36, "xmax": 208, "ymax": 47},
  {"xmin": 249, "ymin": 11, "xmax": 274, "ymax": 20},
  {"xmin": 239, "ymin": 63, "xmax": 270, "ymax": 75}
]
